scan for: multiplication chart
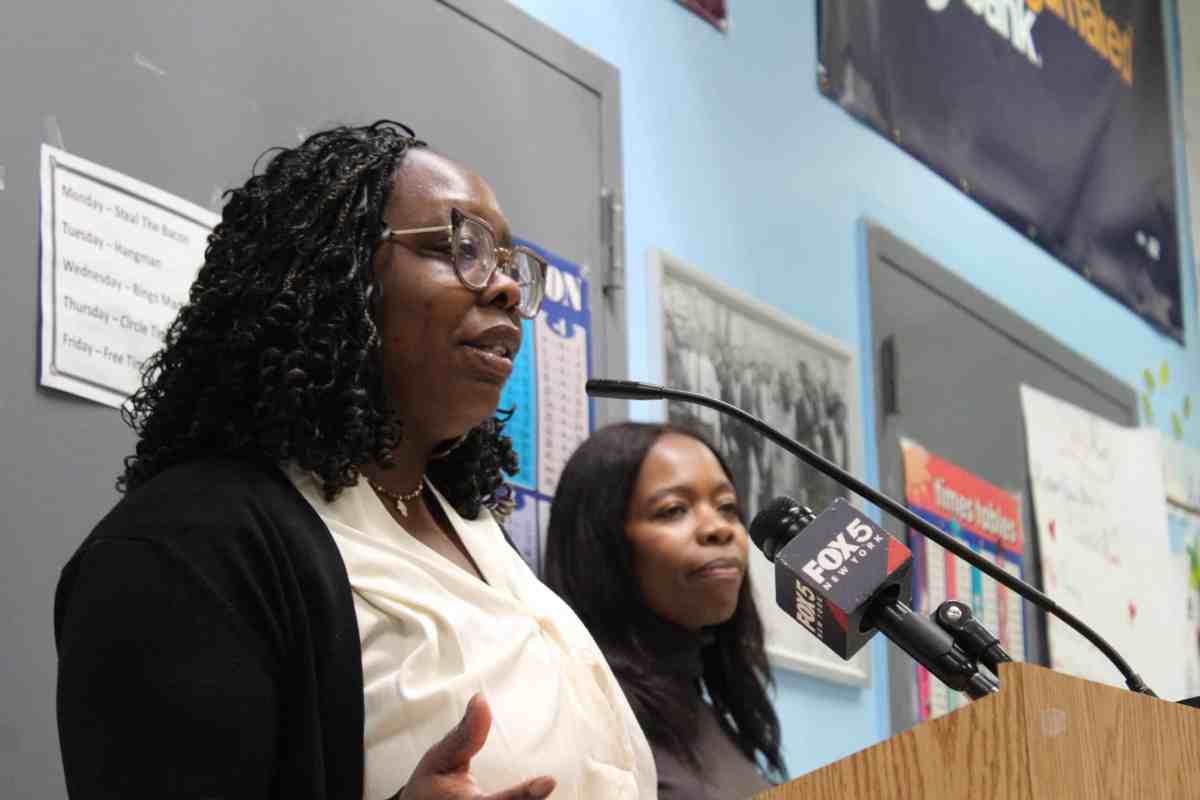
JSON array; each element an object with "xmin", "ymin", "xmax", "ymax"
[
  {"xmin": 497, "ymin": 242, "xmax": 592, "ymax": 572},
  {"xmin": 900, "ymin": 438, "xmax": 1026, "ymax": 721}
]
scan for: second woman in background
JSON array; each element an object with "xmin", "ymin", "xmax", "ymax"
[{"xmin": 545, "ymin": 422, "xmax": 787, "ymax": 799}]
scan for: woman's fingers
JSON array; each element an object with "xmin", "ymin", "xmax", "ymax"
[
  {"xmin": 481, "ymin": 775, "xmax": 556, "ymax": 800},
  {"xmin": 403, "ymin": 694, "xmax": 556, "ymax": 799},
  {"xmin": 415, "ymin": 693, "xmax": 493, "ymax": 776}
]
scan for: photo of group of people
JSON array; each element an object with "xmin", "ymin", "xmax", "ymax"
[
  {"xmin": 660, "ymin": 262, "xmax": 856, "ymax": 523},
  {"xmin": 656, "ymin": 252, "xmax": 868, "ymax": 684}
]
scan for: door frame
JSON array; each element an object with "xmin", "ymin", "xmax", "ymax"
[
  {"xmin": 866, "ymin": 221, "xmax": 1138, "ymax": 733},
  {"xmin": 440, "ymin": 0, "xmax": 629, "ymax": 424}
]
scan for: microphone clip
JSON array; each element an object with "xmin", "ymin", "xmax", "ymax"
[
  {"xmin": 868, "ymin": 598, "xmax": 1000, "ymax": 700},
  {"xmin": 932, "ymin": 600, "xmax": 1013, "ymax": 676}
]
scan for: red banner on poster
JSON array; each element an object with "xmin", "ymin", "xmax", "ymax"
[{"xmin": 903, "ymin": 439, "xmax": 1022, "ymax": 555}]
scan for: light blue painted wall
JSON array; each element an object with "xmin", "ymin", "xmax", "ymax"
[{"xmin": 507, "ymin": 0, "xmax": 1199, "ymax": 779}]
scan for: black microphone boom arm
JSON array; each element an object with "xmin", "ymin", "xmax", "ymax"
[{"xmin": 586, "ymin": 378, "xmax": 1154, "ymax": 696}]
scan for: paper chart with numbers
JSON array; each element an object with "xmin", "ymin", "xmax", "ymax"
[
  {"xmin": 39, "ymin": 145, "xmax": 218, "ymax": 408},
  {"xmin": 900, "ymin": 438, "xmax": 1027, "ymax": 721},
  {"xmin": 497, "ymin": 243, "xmax": 592, "ymax": 573}
]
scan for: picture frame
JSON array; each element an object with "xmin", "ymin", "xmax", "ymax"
[{"xmin": 648, "ymin": 248, "xmax": 869, "ymax": 686}]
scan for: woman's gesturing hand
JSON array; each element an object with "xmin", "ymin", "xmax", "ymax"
[{"xmin": 399, "ymin": 694, "xmax": 557, "ymax": 800}]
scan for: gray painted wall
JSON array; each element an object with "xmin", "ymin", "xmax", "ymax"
[{"xmin": 0, "ymin": 1, "xmax": 623, "ymax": 795}]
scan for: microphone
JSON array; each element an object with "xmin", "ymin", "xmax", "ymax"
[
  {"xmin": 586, "ymin": 378, "xmax": 1155, "ymax": 695},
  {"xmin": 752, "ymin": 496, "xmax": 998, "ymax": 698},
  {"xmin": 580, "ymin": 379, "xmax": 666, "ymax": 401}
]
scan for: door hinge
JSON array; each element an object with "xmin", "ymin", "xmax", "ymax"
[
  {"xmin": 601, "ymin": 187, "xmax": 624, "ymax": 295},
  {"xmin": 880, "ymin": 335, "xmax": 898, "ymax": 416}
]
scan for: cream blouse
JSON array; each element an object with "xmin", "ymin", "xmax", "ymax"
[{"xmin": 287, "ymin": 468, "xmax": 657, "ymax": 800}]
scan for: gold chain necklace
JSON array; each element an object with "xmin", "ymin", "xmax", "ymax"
[{"xmin": 368, "ymin": 476, "xmax": 425, "ymax": 518}]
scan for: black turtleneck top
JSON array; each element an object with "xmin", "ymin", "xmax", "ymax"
[{"xmin": 615, "ymin": 624, "xmax": 772, "ymax": 800}]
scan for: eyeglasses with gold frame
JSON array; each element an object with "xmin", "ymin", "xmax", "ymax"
[{"xmin": 381, "ymin": 207, "xmax": 548, "ymax": 319}]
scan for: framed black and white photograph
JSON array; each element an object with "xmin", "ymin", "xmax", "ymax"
[{"xmin": 649, "ymin": 249, "xmax": 869, "ymax": 685}]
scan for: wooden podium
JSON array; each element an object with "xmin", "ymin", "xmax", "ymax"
[{"xmin": 756, "ymin": 663, "xmax": 1200, "ymax": 799}]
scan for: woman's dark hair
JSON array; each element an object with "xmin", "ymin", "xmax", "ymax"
[
  {"xmin": 118, "ymin": 120, "xmax": 517, "ymax": 517},
  {"xmin": 544, "ymin": 422, "xmax": 786, "ymax": 781}
]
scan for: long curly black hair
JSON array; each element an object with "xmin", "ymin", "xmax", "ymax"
[
  {"xmin": 118, "ymin": 120, "xmax": 518, "ymax": 518},
  {"xmin": 544, "ymin": 422, "xmax": 786, "ymax": 782}
]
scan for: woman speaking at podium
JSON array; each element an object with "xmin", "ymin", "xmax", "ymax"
[
  {"xmin": 544, "ymin": 423, "xmax": 787, "ymax": 798},
  {"xmin": 54, "ymin": 121, "xmax": 655, "ymax": 800}
]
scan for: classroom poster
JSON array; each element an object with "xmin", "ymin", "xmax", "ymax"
[
  {"xmin": 497, "ymin": 243, "xmax": 592, "ymax": 573},
  {"xmin": 900, "ymin": 438, "xmax": 1026, "ymax": 720},
  {"xmin": 1021, "ymin": 384, "xmax": 1176, "ymax": 692},
  {"xmin": 38, "ymin": 145, "xmax": 218, "ymax": 407}
]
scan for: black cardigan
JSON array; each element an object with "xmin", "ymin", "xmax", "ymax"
[{"xmin": 54, "ymin": 458, "xmax": 364, "ymax": 800}]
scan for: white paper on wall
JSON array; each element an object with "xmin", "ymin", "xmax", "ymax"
[
  {"xmin": 39, "ymin": 145, "xmax": 218, "ymax": 408},
  {"xmin": 1020, "ymin": 384, "xmax": 1177, "ymax": 693}
]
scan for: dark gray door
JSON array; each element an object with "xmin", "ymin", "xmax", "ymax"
[
  {"xmin": 867, "ymin": 224, "xmax": 1137, "ymax": 733},
  {"xmin": 0, "ymin": 2, "xmax": 624, "ymax": 795}
]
